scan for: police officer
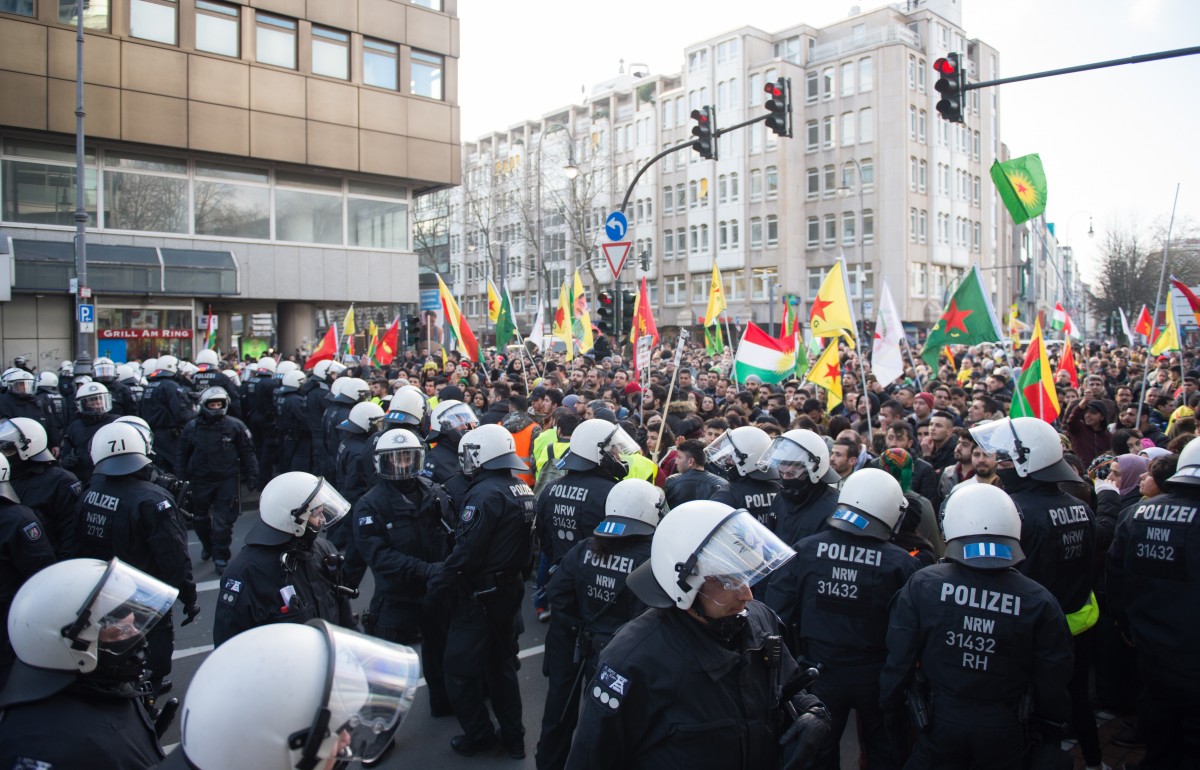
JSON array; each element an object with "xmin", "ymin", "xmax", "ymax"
[
  {"xmin": 0, "ymin": 368, "xmax": 57, "ymax": 455},
  {"xmin": 758, "ymin": 429, "xmax": 842, "ymax": 546},
  {"xmin": 275, "ymin": 369, "xmax": 311, "ymax": 473},
  {"xmin": 93, "ymin": 356, "xmax": 137, "ymax": 417},
  {"xmin": 74, "ymin": 422, "xmax": 201, "ymax": 696},
  {"xmin": 710, "ymin": 426, "xmax": 782, "ymax": 528},
  {"xmin": 33, "ymin": 371, "xmax": 65, "ymax": 450},
  {"xmin": 178, "ymin": 387, "xmax": 258, "ymax": 574},
  {"xmin": 425, "ymin": 424, "xmax": 537, "ymax": 759},
  {"xmin": 538, "ymin": 478, "xmax": 664, "ymax": 770},
  {"xmin": 139, "ymin": 355, "xmax": 194, "ymax": 474},
  {"xmin": 303, "ymin": 359, "xmax": 344, "ymax": 478},
  {"xmin": 212, "ymin": 472, "xmax": 356, "ymax": 646},
  {"xmin": 359, "ymin": 387, "xmax": 428, "ymax": 492},
  {"xmin": 242, "ymin": 357, "xmax": 280, "ymax": 488},
  {"xmin": 116, "ymin": 363, "xmax": 144, "ymax": 407},
  {"xmin": 765, "ymin": 468, "xmax": 919, "ymax": 770},
  {"xmin": 970, "ymin": 417, "xmax": 1103, "ymax": 767},
  {"xmin": 422, "ymin": 398, "xmax": 478, "ymax": 508},
  {"xmin": 566, "ymin": 500, "xmax": 830, "ymax": 769},
  {"xmin": 333, "ymin": 401, "xmax": 385, "ymax": 507},
  {"xmin": 879, "ymin": 483, "xmax": 1073, "ymax": 770},
  {"xmin": 60, "ymin": 381, "xmax": 119, "ymax": 483},
  {"xmin": 1, "ymin": 417, "xmax": 81, "ymax": 555},
  {"xmin": 1107, "ymin": 437, "xmax": 1200, "ymax": 768},
  {"xmin": 0, "ymin": 558, "xmax": 179, "ymax": 769},
  {"xmin": 352, "ymin": 429, "xmax": 453, "ymax": 717},
  {"xmin": 0, "ymin": 452, "xmax": 57, "ymax": 684},
  {"xmin": 322, "ymin": 376, "xmax": 370, "ymax": 486},
  {"xmin": 192, "ymin": 349, "xmax": 241, "ymax": 419}
]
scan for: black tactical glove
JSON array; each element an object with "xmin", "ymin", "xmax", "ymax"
[
  {"xmin": 181, "ymin": 602, "xmax": 202, "ymax": 627},
  {"xmin": 779, "ymin": 691, "xmax": 832, "ymax": 770},
  {"xmin": 153, "ymin": 697, "xmax": 180, "ymax": 738},
  {"xmin": 246, "ymin": 475, "xmax": 259, "ymax": 491}
]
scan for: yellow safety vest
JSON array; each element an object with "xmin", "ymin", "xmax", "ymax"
[{"xmin": 1065, "ymin": 590, "xmax": 1100, "ymax": 636}]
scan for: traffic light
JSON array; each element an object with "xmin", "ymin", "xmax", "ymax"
[
  {"xmin": 763, "ymin": 77, "xmax": 792, "ymax": 137},
  {"xmin": 690, "ymin": 106, "xmax": 717, "ymax": 160},
  {"xmin": 620, "ymin": 290, "xmax": 637, "ymax": 333},
  {"xmin": 597, "ymin": 291, "xmax": 614, "ymax": 335},
  {"xmin": 405, "ymin": 315, "xmax": 422, "ymax": 348},
  {"xmin": 933, "ymin": 53, "xmax": 965, "ymax": 123}
]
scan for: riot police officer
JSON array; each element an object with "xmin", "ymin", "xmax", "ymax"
[
  {"xmin": 566, "ymin": 500, "xmax": 830, "ymax": 769},
  {"xmin": 93, "ymin": 356, "xmax": 137, "ymax": 417},
  {"xmin": 74, "ymin": 422, "xmax": 201, "ymax": 696},
  {"xmin": 422, "ymin": 398, "xmax": 478, "ymax": 507},
  {"xmin": 425, "ymin": 424, "xmax": 537, "ymax": 760},
  {"xmin": 116, "ymin": 363, "xmax": 144, "ymax": 406},
  {"xmin": 33, "ymin": 371, "xmax": 65, "ymax": 450},
  {"xmin": 212, "ymin": 472, "xmax": 356, "ymax": 646},
  {"xmin": 765, "ymin": 468, "xmax": 919, "ymax": 770},
  {"xmin": 139, "ymin": 355, "xmax": 194, "ymax": 474},
  {"xmin": 60, "ymin": 381, "xmax": 119, "ymax": 483},
  {"xmin": 758, "ymin": 429, "xmax": 842, "ymax": 546},
  {"xmin": 1, "ymin": 417, "xmax": 81, "ymax": 555},
  {"xmin": 334, "ymin": 401, "xmax": 385, "ymax": 506},
  {"xmin": 358, "ymin": 387, "xmax": 428, "ymax": 492},
  {"xmin": 538, "ymin": 478, "xmax": 664, "ymax": 770},
  {"xmin": 710, "ymin": 425, "xmax": 782, "ymax": 528},
  {"xmin": 1107, "ymin": 437, "xmax": 1200, "ymax": 768},
  {"xmin": 0, "ymin": 368, "xmax": 57, "ymax": 455},
  {"xmin": 879, "ymin": 484, "xmax": 1073, "ymax": 770},
  {"xmin": 242, "ymin": 357, "xmax": 280, "ymax": 487},
  {"xmin": 192, "ymin": 349, "xmax": 241, "ymax": 419},
  {"xmin": 0, "ymin": 558, "xmax": 179, "ymax": 769},
  {"xmin": 352, "ymin": 429, "xmax": 452, "ymax": 716},
  {"xmin": 178, "ymin": 387, "xmax": 258, "ymax": 573},
  {"xmin": 303, "ymin": 359, "xmax": 344, "ymax": 478},
  {"xmin": 275, "ymin": 369, "xmax": 311, "ymax": 472},
  {"xmin": 321, "ymin": 376, "xmax": 369, "ymax": 486}
]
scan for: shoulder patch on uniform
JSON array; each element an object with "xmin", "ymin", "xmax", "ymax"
[
  {"xmin": 224, "ymin": 578, "xmax": 242, "ymax": 593},
  {"xmin": 69, "ymin": 481, "xmax": 83, "ymax": 496},
  {"xmin": 156, "ymin": 499, "xmax": 173, "ymax": 511},
  {"xmin": 21, "ymin": 521, "xmax": 42, "ymax": 542},
  {"xmin": 461, "ymin": 505, "xmax": 476, "ymax": 523},
  {"xmin": 591, "ymin": 663, "xmax": 630, "ymax": 710},
  {"xmin": 245, "ymin": 429, "xmax": 253, "ymax": 441},
  {"xmin": 13, "ymin": 758, "xmax": 55, "ymax": 770},
  {"xmin": 358, "ymin": 515, "xmax": 374, "ymax": 527},
  {"xmin": 219, "ymin": 578, "xmax": 242, "ymax": 606}
]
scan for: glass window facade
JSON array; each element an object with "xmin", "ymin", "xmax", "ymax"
[
  {"xmin": 312, "ymin": 26, "xmax": 350, "ymax": 80},
  {"xmin": 256, "ymin": 13, "xmax": 296, "ymax": 69},
  {"xmin": 363, "ymin": 39, "xmax": 398, "ymax": 90},
  {"xmin": 58, "ymin": 0, "xmax": 110, "ymax": 29},
  {"xmin": 195, "ymin": 0, "xmax": 238, "ymax": 57},
  {"xmin": 411, "ymin": 50, "xmax": 443, "ymax": 99},
  {"xmin": 130, "ymin": 0, "xmax": 177, "ymax": 45}
]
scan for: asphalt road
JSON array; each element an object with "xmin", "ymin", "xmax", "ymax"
[{"xmin": 163, "ymin": 508, "xmax": 861, "ymax": 768}]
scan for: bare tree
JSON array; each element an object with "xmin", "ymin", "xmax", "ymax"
[
  {"xmin": 412, "ymin": 189, "xmax": 450, "ymax": 274},
  {"xmin": 1089, "ymin": 218, "xmax": 1199, "ymax": 319}
]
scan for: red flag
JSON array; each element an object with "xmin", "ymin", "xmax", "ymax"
[
  {"xmin": 629, "ymin": 276, "xmax": 660, "ymax": 346},
  {"xmin": 1134, "ymin": 304, "xmax": 1155, "ymax": 340},
  {"xmin": 1170, "ymin": 277, "xmax": 1200, "ymax": 328},
  {"xmin": 1056, "ymin": 337, "xmax": 1079, "ymax": 388},
  {"xmin": 376, "ymin": 318, "xmax": 399, "ymax": 366},
  {"xmin": 304, "ymin": 323, "xmax": 338, "ymax": 369}
]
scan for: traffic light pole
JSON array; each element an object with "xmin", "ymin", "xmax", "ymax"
[{"xmin": 962, "ymin": 44, "xmax": 1200, "ymax": 92}]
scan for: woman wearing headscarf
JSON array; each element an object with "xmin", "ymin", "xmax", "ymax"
[{"xmin": 874, "ymin": 447, "xmax": 938, "ymax": 565}]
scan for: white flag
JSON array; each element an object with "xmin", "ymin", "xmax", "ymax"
[
  {"xmin": 871, "ymin": 283, "xmax": 905, "ymax": 386},
  {"xmin": 1118, "ymin": 307, "xmax": 1133, "ymax": 344},
  {"xmin": 528, "ymin": 305, "xmax": 546, "ymax": 352}
]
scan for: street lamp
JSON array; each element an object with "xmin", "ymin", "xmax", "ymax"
[
  {"xmin": 535, "ymin": 122, "xmax": 578, "ymax": 328},
  {"xmin": 72, "ymin": 0, "xmax": 93, "ymax": 377}
]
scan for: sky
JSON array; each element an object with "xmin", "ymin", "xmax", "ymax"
[{"xmin": 458, "ymin": 0, "xmax": 1200, "ymax": 283}]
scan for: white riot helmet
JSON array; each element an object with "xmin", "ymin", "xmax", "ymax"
[
  {"xmin": 36, "ymin": 371, "xmax": 59, "ymax": 390},
  {"xmin": 595, "ymin": 478, "xmax": 666, "ymax": 538},
  {"xmin": 373, "ymin": 429, "xmax": 426, "ymax": 481},
  {"xmin": 156, "ymin": 355, "xmax": 179, "ymax": 375},
  {"xmin": 0, "ymin": 417, "xmax": 55, "ymax": 462},
  {"xmin": 942, "ymin": 483, "xmax": 1025, "ymax": 569},
  {"xmin": 279, "ymin": 370, "xmax": 306, "ymax": 393},
  {"xmin": 115, "ymin": 415, "xmax": 154, "ymax": 455},
  {"xmin": 383, "ymin": 388, "xmax": 426, "ymax": 427},
  {"xmin": 200, "ymin": 387, "xmax": 230, "ymax": 418},
  {"xmin": 89, "ymin": 422, "xmax": 152, "ymax": 475},
  {"xmin": 141, "ymin": 358, "xmax": 158, "ymax": 378},
  {"xmin": 757, "ymin": 429, "xmax": 841, "ymax": 484},
  {"xmin": 92, "ymin": 356, "xmax": 117, "ymax": 382},
  {"xmin": 428, "ymin": 400, "xmax": 478, "ymax": 442},
  {"xmin": 59, "ymin": 360, "xmax": 75, "ymax": 376},
  {"xmin": 2, "ymin": 368, "xmax": 35, "ymax": 397},
  {"xmin": 0, "ymin": 452, "xmax": 18, "ymax": 503},
  {"xmin": 115, "ymin": 365, "xmax": 137, "ymax": 384},
  {"xmin": 338, "ymin": 402, "xmax": 384, "ymax": 435},
  {"xmin": 221, "ymin": 369, "xmax": 239, "ymax": 383},
  {"xmin": 195, "ymin": 349, "xmax": 219, "ymax": 367},
  {"xmin": 75, "ymin": 381, "xmax": 113, "ymax": 416},
  {"xmin": 1167, "ymin": 437, "xmax": 1200, "ymax": 487},
  {"xmin": 168, "ymin": 621, "xmax": 419, "ymax": 770},
  {"xmin": 705, "ymin": 426, "xmax": 777, "ymax": 479},
  {"xmin": 275, "ymin": 360, "xmax": 298, "ymax": 380},
  {"xmin": 178, "ymin": 361, "xmax": 199, "ymax": 379},
  {"xmin": 829, "ymin": 467, "xmax": 907, "ymax": 540},
  {"xmin": 562, "ymin": 419, "xmax": 640, "ymax": 476},
  {"xmin": 458, "ymin": 424, "xmax": 527, "ymax": 477},
  {"xmin": 311, "ymin": 359, "xmax": 334, "ymax": 379},
  {"xmin": 256, "ymin": 357, "xmax": 277, "ymax": 376},
  {"xmin": 8, "ymin": 558, "xmax": 177, "ymax": 677},
  {"xmin": 248, "ymin": 472, "xmax": 350, "ymax": 546},
  {"xmin": 626, "ymin": 500, "xmax": 794, "ymax": 611},
  {"xmin": 333, "ymin": 377, "xmax": 369, "ymax": 405},
  {"xmin": 970, "ymin": 417, "xmax": 1080, "ymax": 483}
]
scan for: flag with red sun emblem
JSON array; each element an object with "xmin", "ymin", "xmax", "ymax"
[{"xmin": 990, "ymin": 153, "xmax": 1047, "ymax": 225}]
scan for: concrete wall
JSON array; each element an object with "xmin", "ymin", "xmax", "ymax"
[{"xmin": 0, "ymin": 294, "xmax": 72, "ymax": 371}]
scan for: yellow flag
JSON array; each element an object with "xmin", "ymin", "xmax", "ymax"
[
  {"xmin": 441, "ymin": 345, "xmax": 447, "ymax": 369},
  {"xmin": 342, "ymin": 306, "xmax": 356, "ymax": 337},
  {"xmin": 553, "ymin": 280, "xmax": 574, "ymax": 362},
  {"xmin": 805, "ymin": 339, "xmax": 842, "ymax": 412},
  {"xmin": 704, "ymin": 263, "xmax": 726, "ymax": 325},
  {"xmin": 1151, "ymin": 297, "xmax": 1181, "ymax": 355},
  {"xmin": 809, "ymin": 261, "xmax": 857, "ymax": 348},
  {"xmin": 572, "ymin": 271, "xmax": 595, "ymax": 354},
  {"xmin": 486, "ymin": 279, "xmax": 502, "ymax": 324}
]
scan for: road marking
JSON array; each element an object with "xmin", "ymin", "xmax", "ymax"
[{"xmin": 197, "ymin": 579, "xmax": 220, "ymax": 592}]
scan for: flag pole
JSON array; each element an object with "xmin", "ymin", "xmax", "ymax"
[
  {"xmin": 901, "ymin": 337, "xmax": 924, "ymax": 392},
  {"xmin": 651, "ymin": 331, "xmax": 689, "ymax": 463},
  {"xmin": 724, "ymin": 316, "xmax": 738, "ymax": 388},
  {"xmin": 1137, "ymin": 182, "xmax": 1180, "ymax": 429}
]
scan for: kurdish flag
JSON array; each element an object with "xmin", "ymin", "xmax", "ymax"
[
  {"xmin": 704, "ymin": 263, "xmax": 726, "ymax": 325},
  {"xmin": 342, "ymin": 305, "xmax": 356, "ymax": 357},
  {"xmin": 1057, "ymin": 337, "xmax": 1079, "ymax": 388},
  {"xmin": 1171, "ymin": 276, "xmax": 1200, "ymax": 328},
  {"xmin": 365, "ymin": 320, "xmax": 380, "ymax": 363},
  {"xmin": 1150, "ymin": 294, "xmax": 1180, "ymax": 356},
  {"xmin": 437, "ymin": 275, "xmax": 481, "ymax": 363},
  {"xmin": 920, "ymin": 265, "xmax": 1004, "ymax": 367},
  {"xmin": 571, "ymin": 271, "xmax": 595, "ymax": 354},
  {"xmin": 781, "ymin": 295, "xmax": 808, "ymax": 374},
  {"xmin": 487, "ymin": 279, "xmax": 503, "ymax": 323},
  {"xmin": 494, "ymin": 287, "xmax": 518, "ymax": 348},
  {"xmin": 376, "ymin": 318, "xmax": 399, "ymax": 366},
  {"xmin": 991, "ymin": 153, "xmax": 1047, "ymax": 225},
  {"xmin": 203, "ymin": 305, "xmax": 217, "ymax": 350},
  {"xmin": 733, "ymin": 322, "xmax": 797, "ymax": 385},
  {"xmin": 553, "ymin": 280, "xmax": 574, "ymax": 361},
  {"xmin": 805, "ymin": 339, "xmax": 842, "ymax": 412},
  {"xmin": 809, "ymin": 259, "xmax": 857, "ymax": 347},
  {"xmin": 1010, "ymin": 317, "xmax": 1059, "ymax": 422}
]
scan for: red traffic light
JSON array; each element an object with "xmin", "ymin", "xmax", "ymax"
[
  {"xmin": 933, "ymin": 57, "xmax": 957, "ymax": 75},
  {"xmin": 764, "ymin": 83, "xmax": 783, "ymax": 98},
  {"xmin": 690, "ymin": 109, "xmax": 709, "ymax": 124}
]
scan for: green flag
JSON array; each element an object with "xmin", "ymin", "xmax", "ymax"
[
  {"xmin": 704, "ymin": 322, "xmax": 724, "ymax": 355},
  {"xmin": 919, "ymin": 265, "xmax": 1004, "ymax": 367},
  {"xmin": 494, "ymin": 289, "xmax": 518, "ymax": 348},
  {"xmin": 990, "ymin": 153, "xmax": 1047, "ymax": 225}
]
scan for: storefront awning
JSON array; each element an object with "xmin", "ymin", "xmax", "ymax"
[
  {"xmin": 11, "ymin": 239, "xmax": 238, "ymax": 296},
  {"xmin": 160, "ymin": 248, "xmax": 238, "ymax": 295}
]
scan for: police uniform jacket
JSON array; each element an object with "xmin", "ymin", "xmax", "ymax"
[
  {"xmin": 713, "ymin": 476, "xmax": 781, "ymax": 528},
  {"xmin": 426, "ymin": 468, "xmax": 535, "ymax": 601},
  {"xmin": 139, "ymin": 374, "xmax": 193, "ymax": 433},
  {"xmin": 303, "ymin": 380, "xmax": 331, "ymax": 473},
  {"xmin": 0, "ymin": 500, "xmax": 57, "ymax": 662},
  {"xmin": 11, "ymin": 462, "xmax": 82, "ymax": 555},
  {"xmin": 565, "ymin": 600, "xmax": 801, "ymax": 770},
  {"xmin": 765, "ymin": 528, "xmax": 918, "ymax": 671},
  {"xmin": 1005, "ymin": 474, "xmax": 1096, "ymax": 615},
  {"xmin": 60, "ymin": 412, "xmax": 118, "ymax": 483},
  {"xmin": 535, "ymin": 469, "xmax": 617, "ymax": 565},
  {"xmin": 321, "ymin": 402, "xmax": 353, "ymax": 472},
  {"xmin": 0, "ymin": 684, "xmax": 162, "ymax": 769},
  {"xmin": 242, "ymin": 374, "xmax": 278, "ymax": 433},
  {"xmin": 212, "ymin": 536, "xmax": 352, "ymax": 646},
  {"xmin": 546, "ymin": 535, "xmax": 652, "ymax": 655},
  {"xmin": 73, "ymin": 472, "xmax": 198, "ymax": 608},
  {"xmin": 192, "ymin": 366, "xmax": 242, "ymax": 418},
  {"xmin": 421, "ymin": 439, "xmax": 469, "ymax": 508},
  {"xmin": 275, "ymin": 389, "xmax": 310, "ymax": 467},
  {"xmin": 0, "ymin": 392, "xmax": 57, "ymax": 450},
  {"xmin": 178, "ymin": 413, "xmax": 258, "ymax": 482},
  {"xmin": 334, "ymin": 432, "xmax": 371, "ymax": 505},
  {"xmin": 34, "ymin": 388, "xmax": 65, "ymax": 448},
  {"xmin": 664, "ymin": 468, "xmax": 729, "ymax": 509},
  {"xmin": 879, "ymin": 561, "xmax": 1072, "ymax": 722},
  {"xmin": 770, "ymin": 481, "xmax": 839, "ymax": 547},
  {"xmin": 351, "ymin": 478, "xmax": 450, "ymax": 605},
  {"xmin": 1106, "ymin": 486, "xmax": 1200, "ymax": 681},
  {"xmin": 104, "ymin": 378, "xmax": 138, "ymax": 417}
]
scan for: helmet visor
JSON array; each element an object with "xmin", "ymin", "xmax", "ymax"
[
  {"xmin": 969, "ymin": 419, "xmax": 1022, "ymax": 463},
  {"xmin": 296, "ymin": 479, "xmax": 351, "ymax": 531},
  {"xmin": 65, "ymin": 559, "xmax": 179, "ymax": 655},
  {"xmin": 310, "ymin": 622, "xmax": 421, "ymax": 765},
  {"xmin": 80, "ymin": 392, "xmax": 113, "ymax": 415},
  {"xmin": 436, "ymin": 403, "xmax": 478, "ymax": 434},
  {"xmin": 94, "ymin": 363, "xmax": 117, "ymax": 380},
  {"xmin": 757, "ymin": 437, "xmax": 817, "ymax": 481},
  {"xmin": 375, "ymin": 447, "xmax": 425, "ymax": 481},
  {"xmin": 6, "ymin": 378, "xmax": 32, "ymax": 395},
  {"xmin": 691, "ymin": 511, "xmax": 795, "ymax": 591},
  {"xmin": 603, "ymin": 426, "xmax": 641, "ymax": 462},
  {"xmin": 703, "ymin": 431, "xmax": 740, "ymax": 474},
  {"xmin": 0, "ymin": 418, "xmax": 29, "ymax": 458}
]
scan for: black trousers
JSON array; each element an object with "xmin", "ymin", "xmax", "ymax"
[
  {"xmin": 190, "ymin": 476, "xmax": 240, "ymax": 561},
  {"xmin": 811, "ymin": 664, "xmax": 904, "ymax": 770},
  {"xmin": 535, "ymin": 619, "xmax": 583, "ymax": 770},
  {"xmin": 370, "ymin": 596, "xmax": 451, "ymax": 716},
  {"xmin": 443, "ymin": 581, "xmax": 525, "ymax": 745},
  {"xmin": 904, "ymin": 697, "xmax": 1027, "ymax": 770},
  {"xmin": 1137, "ymin": 653, "xmax": 1200, "ymax": 769},
  {"xmin": 146, "ymin": 609, "xmax": 174, "ymax": 690}
]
